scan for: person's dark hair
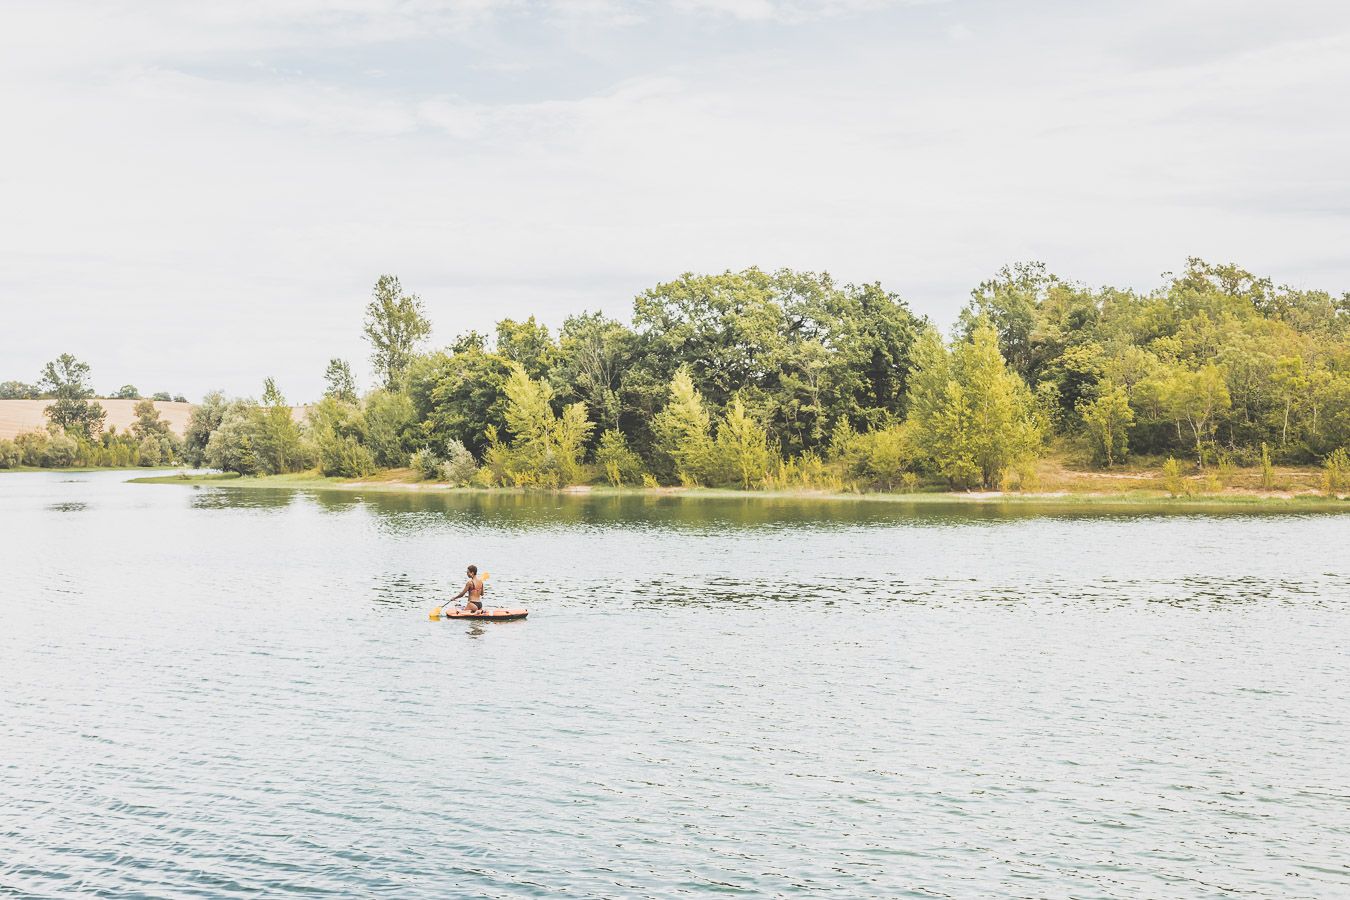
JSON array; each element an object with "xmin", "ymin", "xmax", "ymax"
[{"xmin": 467, "ymin": 565, "xmax": 478, "ymax": 575}]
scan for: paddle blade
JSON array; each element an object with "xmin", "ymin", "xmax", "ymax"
[{"xmin": 429, "ymin": 606, "xmax": 443, "ymax": 619}]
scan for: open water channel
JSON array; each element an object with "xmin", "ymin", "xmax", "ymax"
[{"xmin": 1, "ymin": 470, "xmax": 1348, "ymax": 897}]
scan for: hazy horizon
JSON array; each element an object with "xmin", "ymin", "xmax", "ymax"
[{"xmin": 4, "ymin": 0, "xmax": 1349, "ymax": 402}]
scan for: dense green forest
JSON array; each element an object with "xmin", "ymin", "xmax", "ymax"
[{"xmin": 6, "ymin": 261, "xmax": 1350, "ymax": 491}]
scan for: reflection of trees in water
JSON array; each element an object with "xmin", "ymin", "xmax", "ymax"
[
  {"xmin": 190, "ymin": 488, "xmax": 297, "ymax": 511},
  {"xmin": 194, "ymin": 485, "xmax": 1327, "ymax": 533},
  {"xmin": 305, "ymin": 491, "xmax": 362, "ymax": 514},
  {"xmin": 296, "ymin": 490, "xmax": 1088, "ymax": 532}
]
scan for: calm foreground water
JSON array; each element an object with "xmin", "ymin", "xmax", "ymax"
[{"xmin": 2, "ymin": 471, "xmax": 1348, "ymax": 898}]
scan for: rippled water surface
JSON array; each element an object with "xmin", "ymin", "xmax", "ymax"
[{"xmin": 3, "ymin": 471, "xmax": 1349, "ymax": 898}]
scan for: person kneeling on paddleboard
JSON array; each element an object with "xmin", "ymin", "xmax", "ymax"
[{"xmin": 449, "ymin": 564, "xmax": 486, "ymax": 612}]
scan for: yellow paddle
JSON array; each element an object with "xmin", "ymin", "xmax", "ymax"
[{"xmin": 429, "ymin": 572, "xmax": 490, "ymax": 619}]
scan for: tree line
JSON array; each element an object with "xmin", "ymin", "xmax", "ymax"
[
  {"xmin": 0, "ymin": 354, "xmax": 183, "ymax": 469},
  {"xmin": 7, "ymin": 261, "xmax": 1349, "ymax": 490},
  {"xmin": 0, "ymin": 376, "xmax": 186, "ymax": 404},
  {"xmin": 180, "ymin": 262, "xmax": 1350, "ymax": 491}
]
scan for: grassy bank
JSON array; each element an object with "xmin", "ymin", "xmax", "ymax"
[{"xmin": 129, "ymin": 463, "xmax": 1350, "ymax": 508}]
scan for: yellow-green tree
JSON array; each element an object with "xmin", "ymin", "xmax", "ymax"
[
  {"xmin": 490, "ymin": 365, "xmax": 592, "ymax": 486},
  {"xmin": 713, "ymin": 397, "xmax": 775, "ymax": 488},
  {"xmin": 595, "ymin": 429, "xmax": 645, "ymax": 486},
  {"xmin": 1079, "ymin": 384, "xmax": 1134, "ymax": 467},
  {"xmin": 653, "ymin": 367, "xmax": 715, "ymax": 485},
  {"xmin": 1160, "ymin": 364, "xmax": 1231, "ymax": 466},
  {"xmin": 907, "ymin": 323, "xmax": 1042, "ymax": 488}
]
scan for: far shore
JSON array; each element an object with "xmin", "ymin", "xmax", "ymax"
[
  {"xmin": 0, "ymin": 399, "xmax": 194, "ymax": 441},
  {"xmin": 128, "ymin": 468, "xmax": 1350, "ymax": 509}
]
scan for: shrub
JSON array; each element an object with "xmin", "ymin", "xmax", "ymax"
[
  {"xmin": 363, "ymin": 389, "xmax": 417, "ymax": 468},
  {"xmin": 1161, "ymin": 457, "xmax": 1187, "ymax": 496},
  {"xmin": 1215, "ymin": 453, "xmax": 1237, "ymax": 489},
  {"xmin": 412, "ymin": 442, "xmax": 480, "ymax": 485},
  {"xmin": 411, "ymin": 448, "xmax": 441, "ymax": 480},
  {"xmin": 0, "ymin": 439, "xmax": 20, "ymax": 468},
  {"xmin": 204, "ymin": 403, "xmax": 261, "ymax": 475},
  {"xmin": 595, "ymin": 429, "xmax": 644, "ymax": 486},
  {"xmin": 322, "ymin": 436, "xmax": 376, "ymax": 478},
  {"xmin": 856, "ymin": 423, "xmax": 914, "ymax": 490},
  {"xmin": 763, "ymin": 452, "xmax": 840, "ymax": 491},
  {"xmin": 16, "ymin": 430, "xmax": 50, "ymax": 466},
  {"xmin": 307, "ymin": 396, "xmax": 373, "ymax": 478},
  {"xmin": 1260, "ymin": 442, "xmax": 1275, "ymax": 489},
  {"xmin": 44, "ymin": 431, "xmax": 79, "ymax": 467},
  {"xmin": 442, "ymin": 440, "xmax": 478, "ymax": 486},
  {"xmin": 1325, "ymin": 448, "xmax": 1349, "ymax": 493},
  {"xmin": 137, "ymin": 435, "xmax": 162, "ymax": 466}
]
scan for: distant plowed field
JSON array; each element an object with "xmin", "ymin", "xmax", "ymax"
[{"xmin": 0, "ymin": 400, "xmax": 194, "ymax": 440}]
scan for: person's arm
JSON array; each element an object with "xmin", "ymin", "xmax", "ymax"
[{"xmin": 449, "ymin": 580, "xmax": 471, "ymax": 601}]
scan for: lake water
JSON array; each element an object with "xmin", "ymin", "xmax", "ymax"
[{"xmin": 2, "ymin": 471, "xmax": 1348, "ymax": 898}]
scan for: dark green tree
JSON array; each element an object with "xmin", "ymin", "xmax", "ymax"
[
  {"xmin": 406, "ymin": 340, "xmax": 512, "ymax": 458},
  {"xmin": 184, "ymin": 391, "xmax": 229, "ymax": 467},
  {"xmin": 495, "ymin": 316, "xmax": 556, "ymax": 380},
  {"xmin": 39, "ymin": 354, "xmax": 106, "ymax": 438}
]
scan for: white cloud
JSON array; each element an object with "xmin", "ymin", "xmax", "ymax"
[{"xmin": 1, "ymin": 1, "xmax": 1348, "ymax": 400}]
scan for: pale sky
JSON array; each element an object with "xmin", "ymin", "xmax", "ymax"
[{"xmin": 2, "ymin": 0, "xmax": 1348, "ymax": 402}]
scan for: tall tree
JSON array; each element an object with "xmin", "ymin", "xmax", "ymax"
[
  {"xmin": 323, "ymin": 358, "xmax": 358, "ymax": 403},
  {"xmin": 363, "ymin": 275, "xmax": 431, "ymax": 390},
  {"xmin": 39, "ymin": 353, "xmax": 106, "ymax": 438}
]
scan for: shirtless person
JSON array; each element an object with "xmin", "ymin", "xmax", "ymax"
[{"xmin": 448, "ymin": 564, "xmax": 486, "ymax": 612}]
